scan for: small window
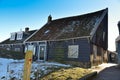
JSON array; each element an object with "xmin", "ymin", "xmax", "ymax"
[
  {"xmin": 25, "ymin": 46, "xmax": 28, "ymax": 53},
  {"xmin": 93, "ymin": 45, "xmax": 97, "ymax": 59},
  {"xmin": 28, "ymin": 45, "xmax": 36, "ymax": 55},
  {"xmin": 68, "ymin": 45, "xmax": 79, "ymax": 58},
  {"xmin": 44, "ymin": 30, "xmax": 50, "ymax": 34},
  {"xmin": 16, "ymin": 31, "xmax": 23, "ymax": 40},
  {"xmin": 103, "ymin": 32, "xmax": 105, "ymax": 41},
  {"xmin": 15, "ymin": 48, "xmax": 20, "ymax": 52},
  {"xmin": 10, "ymin": 33, "xmax": 16, "ymax": 40},
  {"xmin": 6, "ymin": 48, "xmax": 10, "ymax": 51}
]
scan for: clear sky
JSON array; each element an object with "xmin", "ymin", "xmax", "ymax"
[{"xmin": 0, "ymin": 0, "xmax": 120, "ymax": 51}]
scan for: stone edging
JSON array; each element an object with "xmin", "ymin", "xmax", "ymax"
[{"xmin": 79, "ymin": 71, "xmax": 97, "ymax": 80}]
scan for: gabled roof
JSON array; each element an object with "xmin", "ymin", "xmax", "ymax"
[
  {"xmin": 0, "ymin": 30, "xmax": 37, "ymax": 44},
  {"xmin": 26, "ymin": 8, "xmax": 108, "ymax": 42}
]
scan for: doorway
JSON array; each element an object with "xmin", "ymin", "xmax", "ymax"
[{"xmin": 38, "ymin": 44, "xmax": 46, "ymax": 61}]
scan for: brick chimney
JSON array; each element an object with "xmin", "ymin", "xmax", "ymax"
[
  {"xmin": 48, "ymin": 15, "xmax": 52, "ymax": 23},
  {"xmin": 25, "ymin": 27, "xmax": 29, "ymax": 32},
  {"xmin": 118, "ymin": 21, "xmax": 120, "ymax": 34}
]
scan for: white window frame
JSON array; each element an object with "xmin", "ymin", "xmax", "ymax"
[
  {"xmin": 15, "ymin": 48, "xmax": 20, "ymax": 52},
  {"xmin": 25, "ymin": 45, "xmax": 28, "ymax": 53},
  {"xmin": 38, "ymin": 44, "xmax": 46, "ymax": 61},
  {"xmin": 93, "ymin": 45, "xmax": 97, "ymax": 60},
  {"xmin": 16, "ymin": 31, "xmax": 23, "ymax": 40},
  {"xmin": 27, "ymin": 45, "xmax": 36, "ymax": 55},
  {"xmin": 68, "ymin": 45, "xmax": 79, "ymax": 58},
  {"xmin": 10, "ymin": 33, "xmax": 16, "ymax": 40},
  {"xmin": 6, "ymin": 48, "xmax": 10, "ymax": 51}
]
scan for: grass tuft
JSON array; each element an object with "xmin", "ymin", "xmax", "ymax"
[{"xmin": 41, "ymin": 67, "xmax": 91, "ymax": 80}]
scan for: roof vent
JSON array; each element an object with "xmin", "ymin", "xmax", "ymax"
[{"xmin": 48, "ymin": 15, "xmax": 52, "ymax": 23}]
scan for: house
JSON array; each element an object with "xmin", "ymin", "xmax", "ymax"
[
  {"xmin": 25, "ymin": 8, "xmax": 108, "ymax": 68},
  {"xmin": 107, "ymin": 50, "xmax": 117, "ymax": 63},
  {"xmin": 0, "ymin": 27, "xmax": 37, "ymax": 54},
  {"xmin": 116, "ymin": 21, "xmax": 120, "ymax": 64}
]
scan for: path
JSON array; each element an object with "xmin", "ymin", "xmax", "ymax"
[{"xmin": 91, "ymin": 63, "xmax": 120, "ymax": 80}]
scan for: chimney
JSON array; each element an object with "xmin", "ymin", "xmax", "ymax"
[
  {"xmin": 25, "ymin": 27, "xmax": 29, "ymax": 32},
  {"xmin": 118, "ymin": 21, "xmax": 120, "ymax": 34},
  {"xmin": 48, "ymin": 15, "xmax": 52, "ymax": 23}
]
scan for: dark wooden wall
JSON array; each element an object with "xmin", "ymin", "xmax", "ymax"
[
  {"xmin": 116, "ymin": 42, "xmax": 120, "ymax": 63},
  {"xmin": 47, "ymin": 38, "xmax": 91, "ymax": 64},
  {"xmin": 0, "ymin": 44, "xmax": 24, "ymax": 54},
  {"xmin": 92, "ymin": 13, "xmax": 108, "ymax": 50}
]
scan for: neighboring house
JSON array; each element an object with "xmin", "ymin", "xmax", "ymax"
[
  {"xmin": 0, "ymin": 27, "xmax": 37, "ymax": 54},
  {"xmin": 107, "ymin": 50, "xmax": 117, "ymax": 63},
  {"xmin": 25, "ymin": 8, "xmax": 108, "ymax": 68},
  {"xmin": 116, "ymin": 21, "xmax": 120, "ymax": 64}
]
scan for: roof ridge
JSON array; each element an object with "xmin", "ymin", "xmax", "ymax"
[
  {"xmin": 52, "ymin": 8, "xmax": 107, "ymax": 22},
  {"xmin": 25, "ymin": 8, "xmax": 108, "ymax": 42}
]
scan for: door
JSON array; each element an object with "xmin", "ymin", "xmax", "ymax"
[{"xmin": 38, "ymin": 45, "xmax": 46, "ymax": 61}]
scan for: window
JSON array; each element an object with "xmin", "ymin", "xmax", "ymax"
[
  {"xmin": 68, "ymin": 45, "xmax": 79, "ymax": 58},
  {"xmin": 15, "ymin": 48, "xmax": 20, "ymax": 52},
  {"xmin": 6, "ymin": 48, "xmax": 10, "ymax": 51},
  {"xmin": 103, "ymin": 32, "xmax": 105, "ymax": 41},
  {"xmin": 24, "ymin": 46, "xmax": 28, "ymax": 53},
  {"xmin": 16, "ymin": 31, "xmax": 23, "ymax": 40},
  {"xmin": 93, "ymin": 45, "xmax": 97, "ymax": 60},
  {"xmin": 44, "ymin": 30, "xmax": 50, "ymax": 34},
  {"xmin": 28, "ymin": 45, "xmax": 36, "ymax": 55},
  {"xmin": 10, "ymin": 33, "xmax": 16, "ymax": 40}
]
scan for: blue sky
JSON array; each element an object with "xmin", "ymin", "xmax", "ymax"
[{"xmin": 0, "ymin": 0, "xmax": 120, "ymax": 51}]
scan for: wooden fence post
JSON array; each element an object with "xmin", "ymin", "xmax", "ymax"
[{"xmin": 23, "ymin": 50, "xmax": 33, "ymax": 80}]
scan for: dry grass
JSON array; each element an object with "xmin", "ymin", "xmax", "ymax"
[{"xmin": 41, "ymin": 67, "xmax": 91, "ymax": 80}]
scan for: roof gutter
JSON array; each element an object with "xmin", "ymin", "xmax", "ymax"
[{"xmin": 25, "ymin": 36, "xmax": 90, "ymax": 43}]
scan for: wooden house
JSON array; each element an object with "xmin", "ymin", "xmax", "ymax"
[
  {"xmin": 25, "ymin": 8, "xmax": 108, "ymax": 68},
  {"xmin": 107, "ymin": 50, "xmax": 117, "ymax": 63},
  {"xmin": 116, "ymin": 21, "xmax": 120, "ymax": 64},
  {"xmin": 0, "ymin": 27, "xmax": 37, "ymax": 54}
]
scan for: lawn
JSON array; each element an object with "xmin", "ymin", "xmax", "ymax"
[{"xmin": 41, "ymin": 67, "xmax": 91, "ymax": 80}]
